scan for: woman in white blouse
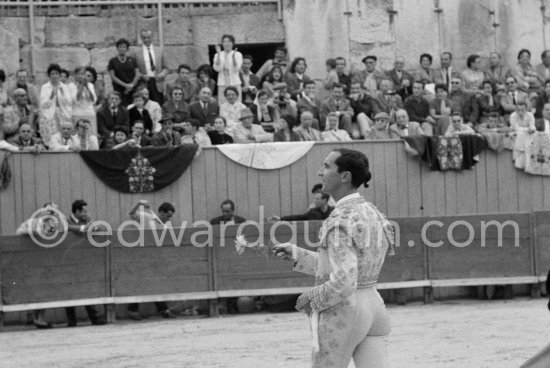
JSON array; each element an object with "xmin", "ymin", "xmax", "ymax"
[
  {"xmin": 510, "ymin": 101, "xmax": 536, "ymax": 168},
  {"xmin": 39, "ymin": 63, "xmax": 73, "ymax": 147},
  {"xmin": 219, "ymin": 86, "xmax": 247, "ymax": 133},
  {"xmin": 69, "ymin": 67, "xmax": 97, "ymax": 135},
  {"xmin": 213, "ymin": 34, "xmax": 243, "ymax": 104}
]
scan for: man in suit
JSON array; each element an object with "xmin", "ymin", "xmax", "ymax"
[
  {"xmin": 210, "ymin": 199, "xmax": 246, "ymax": 225},
  {"xmin": 403, "ymin": 81, "xmax": 435, "ymax": 135},
  {"xmin": 433, "ymin": 52, "xmax": 454, "ymax": 90},
  {"xmin": 320, "ymin": 83, "xmax": 354, "ymax": 135},
  {"xmin": 349, "ymin": 81, "xmax": 380, "ymax": 138},
  {"xmin": 8, "ymin": 123, "xmax": 44, "ymax": 152},
  {"xmin": 131, "ymin": 120, "xmax": 151, "ymax": 147},
  {"xmin": 132, "ymin": 29, "xmax": 168, "ymax": 104},
  {"xmin": 386, "ymin": 56, "xmax": 415, "ymax": 100},
  {"xmin": 372, "ymin": 78, "xmax": 403, "ymax": 120},
  {"xmin": 294, "ymin": 111, "xmax": 322, "ymax": 141},
  {"xmin": 2, "ymin": 88, "xmax": 38, "ymax": 141},
  {"xmin": 535, "ymin": 50, "xmax": 550, "ymax": 85},
  {"xmin": 240, "ymin": 54, "xmax": 261, "ymax": 105},
  {"xmin": 270, "ymin": 192, "xmax": 333, "ymax": 222},
  {"xmin": 485, "ymin": 52, "xmax": 510, "ymax": 89},
  {"xmin": 390, "ymin": 109, "xmax": 425, "ymax": 137},
  {"xmin": 534, "ymin": 80, "xmax": 550, "ymax": 118},
  {"xmin": 189, "ymin": 87, "xmax": 220, "ymax": 128},
  {"xmin": 151, "ymin": 114, "xmax": 182, "ymax": 147},
  {"xmin": 500, "ymin": 76, "xmax": 529, "ymax": 117},
  {"xmin": 97, "ymin": 91, "xmax": 129, "ymax": 148},
  {"xmin": 65, "ymin": 200, "xmax": 106, "ymax": 327},
  {"xmin": 535, "ymin": 102, "xmax": 550, "ymax": 133},
  {"xmin": 449, "ymin": 76, "xmax": 479, "ymax": 125},
  {"xmin": 8, "ymin": 69, "xmax": 39, "ymax": 108},
  {"xmin": 296, "ymin": 80, "xmax": 322, "ymax": 130}
]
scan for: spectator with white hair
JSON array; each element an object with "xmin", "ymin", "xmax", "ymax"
[
  {"xmin": 2, "ymin": 88, "xmax": 38, "ymax": 141},
  {"xmin": 8, "ymin": 68, "xmax": 39, "ymax": 108},
  {"xmin": 321, "ymin": 112, "xmax": 352, "ymax": 142}
]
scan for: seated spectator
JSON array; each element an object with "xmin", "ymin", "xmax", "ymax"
[
  {"xmin": 0, "ymin": 69, "xmax": 9, "ymax": 111},
  {"xmin": 130, "ymin": 120, "xmax": 151, "ymax": 147},
  {"xmin": 166, "ymin": 64, "xmax": 198, "ymax": 104},
  {"xmin": 320, "ymin": 83, "xmax": 354, "ymax": 135},
  {"xmin": 536, "ymin": 50, "xmax": 550, "ymax": 86},
  {"xmin": 249, "ymin": 90, "xmax": 277, "ymax": 133},
  {"xmin": 8, "ymin": 123, "xmax": 44, "ymax": 152},
  {"xmin": 364, "ymin": 112, "xmax": 399, "ymax": 140},
  {"xmin": 334, "ymin": 57, "xmax": 352, "ymax": 94},
  {"xmin": 270, "ymin": 192, "xmax": 333, "ymax": 222},
  {"xmin": 108, "ymin": 38, "xmax": 140, "ymax": 106},
  {"xmin": 128, "ymin": 92, "xmax": 153, "ymax": 133},
  {"xmin": 128, "ymin": 86, "xmax": 162, "ymax": 133},
  {"xmin": 534, "ymin": 79, "xmax": 550, "ymax": 118},
  {"xmin": 404, "ymin": 81, "xmax": 435, "ymax": 135},
  {"xmin": 60, "ymin": 69, "xmax": 70, "ymax": 84},
  {"xmin": 9, "ymin": 68, "xmax": 39, "ymax": 108},
  {"xmin": 208, "ymin": 116, "xmax": 233, "ymax": 145},
  {"xmin": 74, "ymin": 119, "xmax": 99, "ymax": 150},
  {"xmin": 151, "ymin": 114, "xmax": 182, "ymax": 147},
  {"xmin": 271, "ymin": 82, "xmax": 297, "ymax": 121},
  {"xmin": 65, "ymin": 199, "xmax": 106, "ymax": 327},
  {"xmin": 262, "ymin": 66, "xmax": 285, "ymax": 99},
  {"xmin": 285, "ymin": 57, "xmax": 313, "ymax": 100},
  {"xmin": 256, "ymin": 46, "xmax": 288, "ymax": 81},
  {"xmin": 2, "ymin": 88, "xmax": 38, "ymax": 141},
  {"xmin": 353, "ymin": 55, "xmax": 385, "ymax": 94},
  {"xmin": 196, "ymin": 64, "xmax": 217, "ymax": 98},
  {"xmin": 390, "ymin": 109, "xmax": 425, "ymax": 137},
  {"xmin": 181, "ymin": 118, "xmax": 212, "ymax": 147},
  {"xmin": 189, "ymin": 87, "xmax": 220, "ymax": 128},
  {"xmin": 39, "ymin": 63, "xmax": 73, "ymax": 148},
  {"xmin": 429, "ymin": 84, "xmax": 452, "ymax": 135},
  {"xmin": 294, "ymin": 111, "xmax": 322, "ymax": 141},
  {"xmin": 349, "ymin": 82, "xmax": 379, "ymax": 138},
  {"xmin": 476, "ymin": 80, "xmax": 502, "ymax": 126},
  {"xmin": 500, "ymin": 76, "xmax": 529, "ymax": 118},
  {"xmin": 220, "ymin": 86, "xmax": 247, "ymax": 130},
  {"xmin": 512, "ymin": 48, "xmax": 542, "ymax": 93},
  {"xmin": 85, "ymin": 66, "xmax": 106, "ymax": 111},
  {"xmin": 107, "ymin": 125, "xmax": 140, "ymax": 149},
  {"xmin": 386, "ymin": 56, "xmax": 414, "ymax": 99},
  {"xmin": 372, "ymin": 77, "xmax": 403, "ymax": 119},
  {"xmin": 210, "ymin": 199, "xmax": 246, "ymax": 225},
  {"xmin": 536, "ymin": 102, "xmax": 550, "ymax": 133},
  {"xmin": 240, "ymin": 55, "xmax": 260, "ymax": 105},
  {"xmin": 69, "ymin": 66, "xmax": 98, "ymax": 135},
  {"xmin": 296, "ymin": 80, "xmax": 322, "ymax": 129},
  {"xmin": 233, "ymin": 108, "xmax": 273, "ymax": 143},
  {"xmin": 510, "ymin": 101, "xmax": 535, "ymax": 132},
  {"xmin": 321, "ymin": 112, "xmax": 352, "ymax": 141},
  {"xmin": 433, "ymin": 52, "xmax": 455, "ymax": 89},
  {"xmin": 461, "ymin": 54, "xmax": 485, "ymax": 91},
  {"xmin": 449, "ymin": 76, "xmax": 478, "ymax": 125},
  {"xmin": 322, "ymin": 58, "xmax": 338, "ymax": 93},
  {"xmin": 485, "ymin": 52, "xmax": 510, "ymax": 89},
  {"xmin": 444, "ymin": 112, "xmax": 476, "ymax": 136},
  {"xmin": 49, "ymin": 121, "xmax": 80, "ymax": 151},
  {"xmin": 274, "ymin": 114, "xmax": 301, "ymax": 142},
  {"xmin": 162, "ymin": 86, "xmax": 189, "ymax": 125},
  {"xmin": 414, "ymin": 53, "xmax": 437, "ymax": 85},
  {"xmin": 97, "ymin": 91, "xmax": 129, "ymax": 148}
]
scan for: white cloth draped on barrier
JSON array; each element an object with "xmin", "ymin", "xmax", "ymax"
[{"xmin": 216, "ymin": 142, "xmax": 315, "ymax": 170}]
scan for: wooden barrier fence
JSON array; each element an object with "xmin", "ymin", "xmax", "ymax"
[{"xmin": 1, "ymin": 212, "xmax": 548, "ymax": 327}]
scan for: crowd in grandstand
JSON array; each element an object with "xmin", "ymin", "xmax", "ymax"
[{"xmin": 1, "ymin": 29, "xmax": 550, "ymax": 153}]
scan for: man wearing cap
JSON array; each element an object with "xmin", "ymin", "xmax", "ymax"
[
  {"xmin": 233, "ymin": 108, "xmax": 273, "ymax": 143},
  {"xmin": 151, "ymin": 114, "xmax": 182, "ymax": 147},
  {"xmin": 272, "ymin": 82, "xmax": 297, "ymax": 120},
  {"xmin": 353, "ymin": 55, "xmax": 385, "ymax": 95},
  {"xmin": 181, "ymin": 118, "xmax": 212, "ymax": 147},
  {"xmin": 2, "ymin": 88, "xmax": 38, "ymax": 141},
  {"xmin": 364, "ymin": 112, "xmax": 400, "ymax": 140},
  {"xmin": 320, "ymin": 83, "xmax": 354, "ymax": 135},
  {"xmin": 189, "ymin": 87, "xmax": 220, "ymax": 128}
]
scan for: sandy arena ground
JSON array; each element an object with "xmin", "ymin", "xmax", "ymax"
[{"xmin": 1, "ymin": 298, "xmax": 549, "ymax": 368}]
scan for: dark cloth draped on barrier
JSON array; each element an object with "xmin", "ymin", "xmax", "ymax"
[
  {"xmin": 80, "ymin": 145, "xmax": 198, "ymax": 193},
  {"xmin": 0, "ymin": 150, "xmax": 11, "ymax": 189},
  {"xmin": 402, "ymin": 135, "xmax": 487, "ymax": 171}
]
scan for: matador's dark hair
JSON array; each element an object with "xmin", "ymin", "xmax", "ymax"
[{"xmin": 332, "ymin": 148, "xmax": 372, "ymax": 188}]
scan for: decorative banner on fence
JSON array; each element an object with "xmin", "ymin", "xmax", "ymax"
[
  {"xmin": 80, "ymin": 145, "xmax": 198, "ymax": 193},
  {"xmin": 217, "ymin": 142, "xmax": 315, "ymax": 170}
]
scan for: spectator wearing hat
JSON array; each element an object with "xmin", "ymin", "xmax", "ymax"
[
  {"xmin": 208, "ymin": 116, "xmax": 233, "ymax": 145},
  {"xmin": 444, "ymin": 112, "xmax": 476, "ymax": 136},
  {"xmin": 151, "ymin": 114, "xmax": 181, "ymax": 147},
  {"xmin": 273, "ymin": 114, "xmax": 301, "ymax": 142},
  {"xmin": 181, "ymin": 118, "xmax": 212, "ymax": 147},
  {"xmin": 320, "ymin": 83, "xmax": 354, "ymax": 135},
  {"xmin": 2, "ymin": 88, "xmax": 38, "ymax": 141},
  {"xmin": 189, "ymin": 87, "xmax": 220, "ymax": 128},
  {"xmin": 352, "ymin": 55, "xmax": 385, "ymax": 94},
  {"xmin": 272, "ymin": 82, "xmax": 297, "ymax": 121},
  {"xmin": 233, "ymin": 108, "xmax": 273, "ymax": 143},
  {"xmin": 321, "ymin": 112, "xmax": 352, "ymax": 142},
  {"xmin": 364, "ymin": 112, "xmax": 400, "ymax": 140}
]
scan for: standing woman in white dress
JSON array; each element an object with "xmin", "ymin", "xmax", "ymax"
[
  {"xmin": 213, "ymin": 34, "xmax": 243, "ymax": 104},
  {"xmin": 38, "ymin": 63, "xmax": 73, "ymax": 147},
  {"xmin": 69, "ymin": 67, "xmax": 97, "ymax": 135}
]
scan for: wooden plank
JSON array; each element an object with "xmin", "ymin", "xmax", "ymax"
[
  {"xmin": 55, "ymin": 154, "xmax": 70, "ymax": 213},
  {"xmin": 35, "ymin": 154, "xmax": 50, "ymax": 211},
  {"xmin": 0, "ymin": 155, "xmax": 16, "ymax": 235},
  {"xmin": 177, "ymin": 168, "xmax": 193, "ymax": 224},
  {"xmin": 544, "ymin": 171, "xmax": 550, "ymax": 209},
  {"xmin": 394, "ymin": 142, "xmax": 410, "ymax": 217},
  {"xmin": 204, "ymin": 149, "xmax": 219, "ymax": 222},
  {"xmin": 246, "ymin": 167, "xmax": 261, "ymax": 221},
  {"xmin": 474, "ymin": 152, "xmax": 488, "ymax": 214},
  {"xmin": 12, "ymin": 154, "xmax": 24, "ymax": 233},
  {"xmin": 430, "ymin": 277, "xmax": 538, "ymax": 287},
  {"xmin": 383, "ymin": 142, "xmax": 399, "ymax": 217},
  {"xmin": 443, "ymin": 170, "xmax": 457, "ymax": 215},
  {"xmin": 406, "ymin": 155, "xmax": 423, "ymax": 217},
  {"xmin": 530, "ymin": 175, "xmax": 545, "ymax": 211},
  {"xmin": 517, "ymin": 169, "xmax": 534, "ymax": 212},
  {"xmin": 233, "ymin": 159, "xmax": 249, "ymax": 221},
  {"xmin": 215, "ymin": 149, "xmax": 229, "ymax": 209},
  {"xmin": 190, "ymin": 153, "xmax": 207, "ymax": 222},
  {"xmin": 496, "ymin": 150, "xmax": 519, "ymax": 213},
  {"xmin": 224, "ymin": 152, "xmax": 238, "ymax": 211},
  {"xmin": 278, "ymin": 165, "xmax": 293, "ymax": 217},
  {"xmin": 258, "ymin": 169, "xmax": 280, "ymax": 219},
  {"xmin": 456, "ymin": 169, "xmax": 477, "ymax": 214},
  {"xmin": 484, "ymin": 151, "xmax": 499, "ymax": 213},
  {"xmin": 289, "ymin": 152, "xmax": 308, "ymax": 214},
  {"xmin": 20, "ymin": 153, "xmax": 37, "ymax": 220},
  {"xmin": 371, "ymin": 142, "xmax": 387, "ymax": 212},
  {"xmin": 420, "ymin": 163, "xmax": 437, "ymax": 216}
]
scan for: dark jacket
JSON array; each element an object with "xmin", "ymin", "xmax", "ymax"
[
  {"xmin": 128, "ymin": 106, "xmax": 153, "ymax": 133},
  {"xmin": 189, "ymin": 100, "xmax": 220, "ymax": 127},
  {"xmin": 210, "ymin": 215, "xmax": 246, "ymax": 225},
  {"xmin": 97, "ymin": 105, "xmax": 129, "ymax": 139},
  {"xmin": 281, "ymin": 206, "xmax": 334, "ymax": 221},
  {"xmin": 208, "ymin": 131, "xmax": 234, "ymax": 145},
  {"xmin": 273, "ymin": 130, "xmax": 302, "ymax": 142}
]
